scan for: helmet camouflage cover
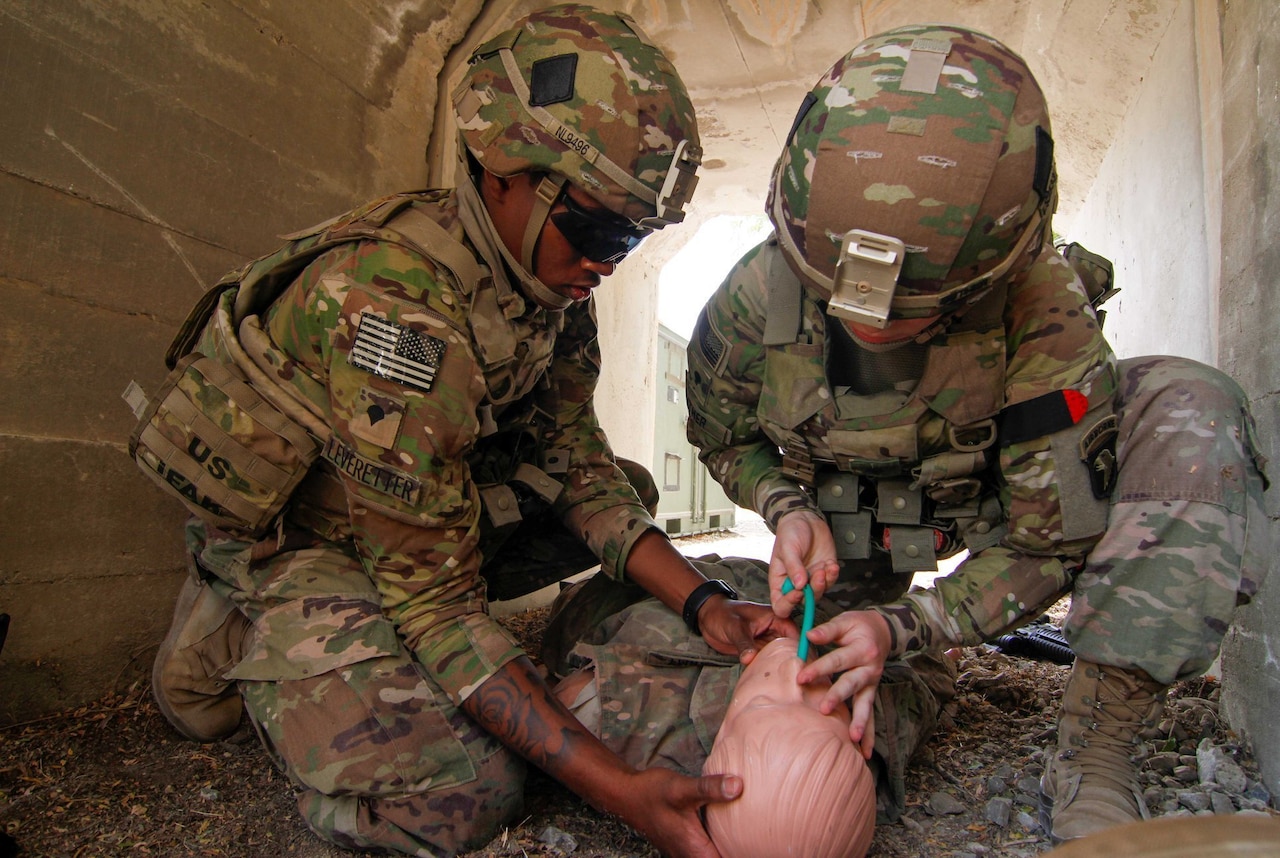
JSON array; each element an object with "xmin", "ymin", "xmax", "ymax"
[
  {"xmin": 769, "ymin": 24, "xmax": 1057, "ymax": 326},
  {"xmin": 453, "ymin": 3, "xmax": 701, "ymax": 228}
]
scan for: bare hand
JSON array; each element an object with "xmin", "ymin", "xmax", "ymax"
[
  {"xmin": 768, "ymin": 510, "xmax": 839, "ymax": 619},
  {"xmin": 698, "ymin": 598, "xmax": 797, "ymax": 665},
  {"xmin": 795, "ymin": 610, "xmax": 892, "ymax": 758},
  {"xmin": 620, "ymin": 767, "xmax": 741, "ymax": 858}
]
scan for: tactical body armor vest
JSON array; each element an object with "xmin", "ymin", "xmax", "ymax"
[
  {"xmin": 754, "ymin": 247, "xmax": 1012, "ymax": 573},
  {"xmin": 126, "ymin": 191, "xmax": 568, "ymax": 540}
]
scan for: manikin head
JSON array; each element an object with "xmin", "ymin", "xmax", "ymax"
[{"xmin": 703, "ymin": 637, "xmax": 876, "ymax": 858}]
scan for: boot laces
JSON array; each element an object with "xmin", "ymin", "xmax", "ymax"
[{"xmin": 1062, "ymin": 667, "xmax": 1161, "ymax": 796}]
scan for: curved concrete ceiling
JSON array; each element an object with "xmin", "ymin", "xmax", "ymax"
[
  {"xmin": 644, "ymin": 0, "xmax": 1181, "ymax": 227},
  {"xmin": 435, "ymin": 0, "xmax": 1182, "ymax": 243}
]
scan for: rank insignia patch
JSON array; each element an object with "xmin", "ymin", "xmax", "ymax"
[
  {"xmin": 350, "ymin": 386, "xmax": 406, "ymax": 448},
  {"xmin": 349, "ymin": 314, "xmax": 446, "ymax": 393}
]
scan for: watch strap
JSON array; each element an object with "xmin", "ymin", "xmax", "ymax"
[{"xmin": 681, "ymin": 578, "xmax": 738, "ymax": 636}]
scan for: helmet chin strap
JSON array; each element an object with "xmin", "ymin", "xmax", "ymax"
[
  {"xmin": 842, "ymin": 322, "xmax": 933, "ymax": 352},
  {"xmin": 517, "ymin": 175, "xmax": 574, "ymax": 311},
  {"xmin": 459, "ymin": 156, "xmax": 572, "ymax": 312}
]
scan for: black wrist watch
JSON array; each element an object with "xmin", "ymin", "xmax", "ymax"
[{"xmin": 681, "ymin": 579, "xmax": 738, "ymax": 636}]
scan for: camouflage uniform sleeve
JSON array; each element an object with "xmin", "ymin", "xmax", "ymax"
[
  {"xmin": 874, "ymin": 248, "xmax": 1119, "ymax": 656},
  {"xmin": 685, "ymin": 241, "xmax": 820, "ymax": 530},
  {"xmin": 266, "ymin": 241, "xmax": 525, "ymax": 705},
  {"xmin": 535, "ymin": 298, "xmax": 662, "ymax": 580}
]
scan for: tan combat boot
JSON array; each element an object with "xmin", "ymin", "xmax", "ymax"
[
  {"xmin": 1040, "ymin": 659, "xmax": 1167, "ymax": 843},
  {"xmin": 151, "ymin": 575, "xmax": 250, "ymax": 742}
]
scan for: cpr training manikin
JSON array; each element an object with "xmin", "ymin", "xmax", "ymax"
[{"xmin": 703, "ymin": 636, "xmax": 876, "ymax": 858}]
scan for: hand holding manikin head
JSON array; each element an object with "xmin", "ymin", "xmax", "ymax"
[{"xmin": 702, "ymin": 637, "xmax": 876, "ymax": 858}]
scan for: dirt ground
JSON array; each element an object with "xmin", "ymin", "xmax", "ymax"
[{"xmin": 1, "ymin": 598, "xmax": 1273, "ymax": 858}]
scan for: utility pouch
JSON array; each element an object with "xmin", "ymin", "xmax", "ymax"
[
  {"xmin": 1057, "ymin": 242, "xmax": 1118, "ymax": 315},
  {"xmin": 829, "ymin": 511, "xmax": 874, "ymax": 560},
  {"xmin": 128, "ymin": 350, "xmax": 319, "ymax": 537},
  {"xmin": 884, "ymin": 526, "xmax": 939, "ymax": 573},
  {"xmin": 478, "ymin": 462, "xmax": 563, "ymax": 529},
  {"xmin": 876, "ymin": 479, "xmax": 922, "ymax": 525},
  {"xmin": 816, "ymin": 471, "xmax": 860, "ymax": 512}
]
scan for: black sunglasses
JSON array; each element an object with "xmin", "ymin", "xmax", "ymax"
[{"xmin": 549, "ymin": 190, "xmax": 652, "ymax": 264}]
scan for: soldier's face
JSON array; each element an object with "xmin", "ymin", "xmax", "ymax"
[{"xmin": 482, "ymin": 171, "xmax": 618, "ymax": 304}]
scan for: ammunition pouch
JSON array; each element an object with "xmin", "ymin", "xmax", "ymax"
[
  {"xmin": 813, "ymin": 441, "xmax": 1005, "ymax": 573},
  {"xmin": 477, "ymin": 461, "xmax": 564, "ymax": 531},
  {"xmin": 470, "ymin": 425, "xmax": 589, "ymax": 601},
  {"xmin": 470, "ymin": 422, "xmax": 567, "ymax": 532}
]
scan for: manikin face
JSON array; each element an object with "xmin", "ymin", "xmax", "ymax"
[
  {"xmin": 703, "ymin": 637, "xmax": 876, "ymax": 858},
  {"xmin": 481, "ymin": 171, "xmax": 622, "ymax": 306}
]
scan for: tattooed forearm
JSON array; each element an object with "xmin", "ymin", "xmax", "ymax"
[{"xmin": 463, "ymin": 656, "xmax": 585, "ymax": 779}]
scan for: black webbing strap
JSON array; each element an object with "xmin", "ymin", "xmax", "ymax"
[{"xmin": 998, "ymin": 389, "xmax": 1088, "ymax": 446}]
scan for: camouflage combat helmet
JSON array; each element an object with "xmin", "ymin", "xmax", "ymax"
[
  {"xmin": 453, "ymin": 4, "xmax": 701, "ymax": 276},
  {"xmin": 768, "ymin": 24, "xmax": 1057, "ymax": 330}
]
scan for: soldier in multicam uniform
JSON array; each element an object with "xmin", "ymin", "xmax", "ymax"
[
  {"xmin": 677, "ymin": 23, "xmax": 1271, "ymax": 845},
  {"xmin": 145, "ymin": 5, "xmax": 789, "ymax": 856},
  {"xmin": 498, "ymin": 17, "xmax": 1277, "ymax": 849}
]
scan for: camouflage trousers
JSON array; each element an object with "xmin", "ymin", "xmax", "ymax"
[
  {"xmin": 186, "ymin": 520, "xmax": 524, "ymax": 857},
  {"xmin": 1065, "ymin": 356, "xmax": 1271, "ymax": 684},
  {"xmin": 542, "ymin": 555, "xmax": 955, "ymax": 823},
  {"xmin": 177, "ymin": 459, "xmax": 657, "ymax": 856}
]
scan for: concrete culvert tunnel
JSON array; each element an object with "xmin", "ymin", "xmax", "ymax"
[{"xmin": 1, "ymin": 0, "xmax": 1278, "ymax": 853}]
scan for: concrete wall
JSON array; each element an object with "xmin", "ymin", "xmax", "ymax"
[
  {"xmin": 0, "ymin": 0, "xmax": 476, "ymax": 722},
  {"xmin": 1215, "ymin": 0, "xmax": 1280, "ymax": 799},
  {"xmin": 1068, "ymin": 0, "xmax": 1280, "ymax": 797},
  {"xmin": 1065, "ymin": 1, "xmax": 1214, "ymax": 363}
]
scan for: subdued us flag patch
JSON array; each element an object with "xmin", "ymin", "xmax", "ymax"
[{"xmin": 349, "ymin": 313, "xmax": 446, "ymax": 393}]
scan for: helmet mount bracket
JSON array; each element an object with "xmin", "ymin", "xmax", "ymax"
[
  {"xmin": 641, "ymin": 139, "xmax": 701, "ymax": 227},
  {"xmin": 827, "ymin": 230, "xmax": 905, "ymax": 330}
]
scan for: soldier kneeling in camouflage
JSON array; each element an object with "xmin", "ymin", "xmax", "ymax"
[
  {"xmin": 548, "ymin": 22, "xmax": 1271, "ymax": 849},
  {"xmin": 136, "ymin": 5, "xmax": 790, "ymax": 856}
]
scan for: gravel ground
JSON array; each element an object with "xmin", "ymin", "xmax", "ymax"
[{"xmin": 2, "ymin": 521, "xmax": 1276, "ymax": 856}]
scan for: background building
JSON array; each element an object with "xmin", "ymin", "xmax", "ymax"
[{"xmin": 653, "ymin": 325, "xmax": 737, "ymax": 538}]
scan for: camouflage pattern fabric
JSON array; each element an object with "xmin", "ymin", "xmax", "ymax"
[
  {"xmin": 186, "ymin": 520, "xmax": 523, "ymax": 856},
  {"xmin": 1064, "ymin": 356, "xmax": 1272, "ymax": 684},
  {"xmin": 453, "ymin": 3, "xmax": 700, "ymax": 224},
  {"xmin": 687, "ymin": 236, "xmax": 1270, "ymax": 684},
  {"xmin": 549, "ymin": 554, "xmax": 955, "ymax": 822},
  {"xmin": 174, "ymin": 188, "xmax": 669, "ymax": 853},
  {"xmin": 220, "ymin": 190, "xmax": 660, "ymax": 706},
  {"xmin": 768, "ymin": 24, "xmax": 1054, "ymax": 313}
]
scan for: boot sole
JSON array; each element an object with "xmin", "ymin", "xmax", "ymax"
[{"xmin": 1037, "ymin": 787, "xmax": 1061, "ymax": 845}]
